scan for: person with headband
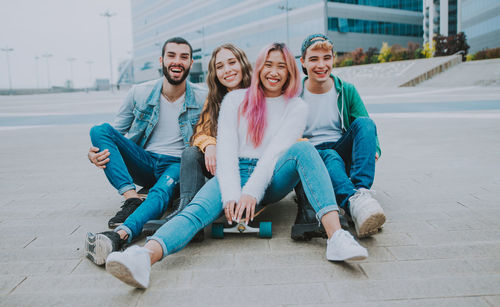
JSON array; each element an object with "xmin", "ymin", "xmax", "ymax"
[{"xmin": 293, "ymin": 34, "xmax": 385, "ymax": 239}]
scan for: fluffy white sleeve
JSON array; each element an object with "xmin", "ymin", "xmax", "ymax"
[
  {"xmin": 241, "ymin": 98, "xmax": 308, "ymax": 202},
  {"xmin": 216, "ymin": 90, "xmax": 244, "ymax": 206}
]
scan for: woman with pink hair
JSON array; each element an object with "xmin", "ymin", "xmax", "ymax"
[{"xmin": 104, "ymin": 43, "xmax": 368, "ymax": 289}]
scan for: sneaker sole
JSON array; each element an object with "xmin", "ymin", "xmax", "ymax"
[
  {"xmin": 85, "ymin": 232, "xmax": 113, "ymax": 266},
  {"xmin": 291, "ymin": 223, "xmax": 327, "ymax": 241},
  {"xmin": 327, "ymin": 253, "xmax": 368, "ymax": 262},
  {"xmin": 356, "ymin": 213, "xmax": 386, "ymax": 238},
  {"xmin": 106, "ymin": 260, "xmax": 147, "ymax": 289}
]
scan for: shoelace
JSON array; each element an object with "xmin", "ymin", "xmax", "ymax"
[{"xmin": 349, "ymin": 188, "xmax": 376, "ymax": 203}]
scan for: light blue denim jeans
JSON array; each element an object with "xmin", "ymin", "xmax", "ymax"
[{"xmin": 148, "ymin": 141, "xmax": 339, "ymax": 258}]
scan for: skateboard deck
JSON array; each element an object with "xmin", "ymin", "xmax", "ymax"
[{"xmin": 211, "ymin": 204, "xmax": 272, "ymax": 239}]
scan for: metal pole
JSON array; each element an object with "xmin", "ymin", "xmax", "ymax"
[
  {"xmin": 286, "ymin": 0, "xmax": 289, "ymax": 46},
  {"xmin": 41, "ymin": 53, "xmax": 53, "ymax": 89},
  {"xmin": 101, "ymin": 10, "xmax": 116, "ymax": 92},
  {"xmin": 1, "ymin": 46, "xmax": 14, "ymax": 95},
  {"xmin": 278, "ymin": 1, "xmax": 291, "ymax": 46},
  {"xmin": 86, "ymin": 60, "xmax": 94, "ymax": 92},
  {"xmin": 35, "ymin": 56, "xmax": 40, "ymax": 89},
  {"xmin": 196, "ymin": 27, "xmax": 206, "ymax": 81},
  {"xmin": 67, "ymin": 57, "xmax": 76, "ymax": 88}
]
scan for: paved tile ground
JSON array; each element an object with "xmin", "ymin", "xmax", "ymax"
[{"xmin": 1, "ymin": 86, "xmax": 500, "ymax": 306}]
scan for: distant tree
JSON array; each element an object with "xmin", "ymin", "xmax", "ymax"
[
  {"xmin": 434, "ymin": 34, "xmax": 447, "ymax": 56},
  {"xmin": 351, "ymin": 48, "xmax": 364, "ymax": 65},
  {"xmin": 340, "ymin": 58, "xmax": 353, "ymax": 66},
  {"xmin": 378, "ymin": 42, "xmax": 391, "ymax": 63},
  {"xmin": 407, "ymin": 42, "xmax": 420, "ymax": 59},
  {"xmin": 364, "ymin": 47, "xmax": 378, "ymax": 64},
  {"xmin": 434, "ymin": 32, "xmax": 470, "ymax": 61},
  {"xmin": 390, "ymin": 44, "xmax": 406, "ymax": 61},
  {"xmin": 423, "ymin": 41, "xmax": 434, "ymax": 58},
  {"xmin": 414, "ymin": 48, "xmax": 425, "ymax": 59}
]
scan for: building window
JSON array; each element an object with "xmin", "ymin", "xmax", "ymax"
[{"xmin": 328, "ymin": 17, "xmax": 423, "ymax": 37}]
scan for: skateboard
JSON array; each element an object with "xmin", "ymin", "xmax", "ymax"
[{"xmin": 211, "ymin": 204, "xmax": 272, "ymax": 239}]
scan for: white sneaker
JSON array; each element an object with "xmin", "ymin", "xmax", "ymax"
[
  {"xmin": 326, "ymin": 229, "xmax": 368, "ymax": 261},
  {"xmin": 349, "ymin": 188, "xmax": 386, "ymax": 238},
  {"xmin": 106, "ymin": 246, "xmax": 151, "ymax": 289}
]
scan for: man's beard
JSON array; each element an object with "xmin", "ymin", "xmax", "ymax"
[{"xmin": 163, "ymin": 64, "xmax": 190, "ymax": 85}]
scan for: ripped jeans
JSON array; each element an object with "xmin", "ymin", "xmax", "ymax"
[{"xmin": 89, "ymin": 123, "xmax": 181, "ymax": 240}]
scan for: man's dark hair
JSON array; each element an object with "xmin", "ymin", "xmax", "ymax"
[{"xmin": 161, "ymin": 37, "xmax": 193, "ymax": 59}]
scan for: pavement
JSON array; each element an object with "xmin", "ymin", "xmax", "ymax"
[{"xmin": 1, "ymin": 85, "xmax": 500, "ymax": 307}]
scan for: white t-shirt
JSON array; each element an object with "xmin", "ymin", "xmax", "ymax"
[
  {"xmin": 302, "ymin": 86, "xmax": 343, "ymax": 145},
  {"xmin": 145, "ymin": 94, "xmax": 185, "ymax": 157}
]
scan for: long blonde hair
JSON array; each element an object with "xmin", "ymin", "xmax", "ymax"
[{"xmin": 190, "ymin": 44, "xmax": 252, "ymax": 143}]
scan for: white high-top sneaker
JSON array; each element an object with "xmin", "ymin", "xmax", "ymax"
[
  {"xmin": 326, "ymin": 229, "xmax": 368, "ymax": 261},
  {"xmin": 349, "ymin": 188, "xmax": 386, "ymax": 238},
  {"xmin": 106, "ymin": 246, "xmax": 152, "ymax": 289}
]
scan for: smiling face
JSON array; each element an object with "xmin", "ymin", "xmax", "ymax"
[
  {"xmin": 215, "ymin": 48, "xmax": 243, "ymax": 91},
  {"xmin": 160, "ymin": 42, "xmax": 193, "ymax": 85},
  {"xmin": 259, "ymin": 50, "xmax": 288, "ymax": 97},
  {"xmin": 300, "ymin": 47, "xmax": 334, "ymax": 84}
]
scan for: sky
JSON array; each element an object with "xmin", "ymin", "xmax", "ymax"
[{"xmin": 0, "ymin": 0, "xmax": 133, "ymax": 89}]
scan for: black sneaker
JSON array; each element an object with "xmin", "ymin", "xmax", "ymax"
[
  {"xmin": 85, "ymin": 231, "xmax": 126, "ymax": 265},
  {"xmin": 108, "ymin": 198, "xmax": 144, "ymax": 229}
]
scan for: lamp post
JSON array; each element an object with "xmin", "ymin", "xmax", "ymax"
[
  {"xmin": 1, "ymin": 46, "xmax": 14, "ymax": 95},
  {"xmin": 41, "ymin": 53, "xmax": 53, "ymax": 89},
  {"xmin": 34, "ymin": 56, "xmax": 40, "ymax": 89},
  {"xmin": 85, "ymin": 60, "xmax": 94, "ymax": 92},
  {"xmin": 196, "ymin": 26, "xmax": 206, "ymax": 81},
  {"xmin": 101, "ymin": 10, "xmax": 116, "ymax": 92},
  {"xmin": 278, "ymin": 0, "xmax": 292, "ymax": 46},
  {"xmin": 67, "ymin": 57, "xmax": 76, "ymax": 88}
]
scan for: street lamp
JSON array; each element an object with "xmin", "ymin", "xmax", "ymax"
[
  {"xmin": 34, "ymin": 56, "xmax": 40, "ymax": 89},
  {"xmin": 85, "ymin": 60, "xmax": 94, "ymax": 92},
  {"xmin": 101, "ymin": 10, "xmax": 116, "ymax": 92},
  {"xmin": 1, "ymin": 46, "xmax": 14, "ymax": 95},
  {"xmin": 278, "ymin": 0, "xmax": 292, "ymax": 46},
  {"xmin": 196, "ymin": 26, "xmax": 206, "ymax": 81},
  {"xmin": 67, "ymin": 57, "xmax": 76, "ymax": 88},
  {"xmin": 41, "ymin": 53, "xmax": 53, "ymax": 89}
]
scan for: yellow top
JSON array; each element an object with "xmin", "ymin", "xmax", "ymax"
[{"xmin": 191, "ymin": 102, "xmax": 217, "ymax": 153}]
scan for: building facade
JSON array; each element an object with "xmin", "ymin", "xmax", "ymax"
[
  {"xmin": 131, "ymin": 0, "xmax": 423, "ymax": 83},
  {"xmin": 423, "ymin": 0, "xmax": 460, "ymax": 44},
  {"xmin": 461, "ymin": 0, "xmax": 500, "ymax": 53}
]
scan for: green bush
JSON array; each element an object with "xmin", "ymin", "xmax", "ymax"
[
  {"xmin": 341, "ymin": 58, "xmax": 353, "ymax": 66},
  {"xmin": 370, "ymin": 55, "xmax": 379, "ymax": 63}
]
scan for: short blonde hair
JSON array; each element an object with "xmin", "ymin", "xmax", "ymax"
[{"xmin": 309, "ymin": 40, "xmax": 333, "ymax": 52}]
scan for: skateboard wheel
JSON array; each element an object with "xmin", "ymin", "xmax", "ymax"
[
  {"xmin": 211, "ymin": 223, "xmax": 224, "ymax": 239},
  {"xmin": 259, "ymin": 222, "xmax": 272, "ymax": 238}
]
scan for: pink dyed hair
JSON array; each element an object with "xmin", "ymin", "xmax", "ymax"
[{"xmin": 239, "ymin": 42, "xmax": 301, "ymax": 147}]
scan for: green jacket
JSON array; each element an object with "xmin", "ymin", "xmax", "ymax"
[{"xmin": 301, "ymin": 75, "xmax": 381, "ymax": 157}]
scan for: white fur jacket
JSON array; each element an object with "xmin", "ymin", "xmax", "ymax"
[{"xmin": 216, "ymin": 89, "xmax": 308, "ymax": 205}]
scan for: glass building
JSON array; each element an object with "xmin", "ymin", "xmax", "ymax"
[
  {"xmin": 131, "ymin": 0, "xmax": 423, "ymax": 83},
  {"xmin": 423, "ymin": 0, "xmax": 460, "ymax": 44},
  {"xmin": 461, "ymin": 0, "xmax": 500, "ymax": 52}
]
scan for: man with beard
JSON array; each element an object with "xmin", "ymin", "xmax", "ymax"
[{"xmin": 84, "ymin": 37, "xmax": 206, "ymax": 265}]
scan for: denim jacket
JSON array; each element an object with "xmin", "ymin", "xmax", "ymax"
[{"xmin": 113, "ymin": 78, "xmax": 207, "ymax": 148}]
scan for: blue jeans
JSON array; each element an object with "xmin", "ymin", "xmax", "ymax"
[
  {"xmin": 89, "ymin": 123, "xmax": 181, "ymax": 238},
  {"xmin": 148, "ymin": 141, "xmax": 339, "ymax": 258},
  {"xmin": 315, "ymin": 117, "xmax": 377, "ymax": 209}
]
